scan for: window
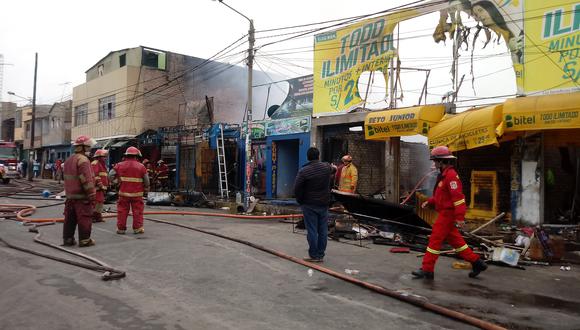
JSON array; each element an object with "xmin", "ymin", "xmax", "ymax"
[
  {"xmin": 98, "ymin": 64, "xmax": 104, "ymax": 76},
  {"xmin": 142, "ymin": 48, "xmax": 166, "ymax": 70},
  {"xmin": 74, "ymin": 104, "xmax": 88, "ymax": 126},
  {"xmin": 25, "ymin": 123, "xmax": 30, "ymax": 138},
  {"xmin": 98, "ymin": 95, "xmax": 115, "ymax": 121},
  {"xmin": 15, "ymin": 110, "xmax": 22, "ymax": 128},
  {"xmin": 119, "ymin": 54, "xmax": 126, "ymax": 67}
]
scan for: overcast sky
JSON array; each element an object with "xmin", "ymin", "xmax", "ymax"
[{"xmin": 1, "ymin": 0, "xmax": 515, "ymax": 112}]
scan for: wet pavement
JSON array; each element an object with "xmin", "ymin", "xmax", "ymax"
[{"xmin": 0, "ymin": 191, "xmax": 579, "ymax": 329}]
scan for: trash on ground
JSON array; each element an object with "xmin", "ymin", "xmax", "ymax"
[
  {"xmin": 390, "ymin": 247, "xmax": 410, "ymax": 253},
  {"xmin": 452, "ymin": 261, "xmax": 472, "ymax": 269},
  {"xmin": 344, "ymin": 269, "xmax": 359, "ymax": 275},
  {"xmin": 491, "ymin": 247, "xmax": 521, "ymax": 266}
]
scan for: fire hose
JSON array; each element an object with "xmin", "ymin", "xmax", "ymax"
[{"xmin": 0, "ymin": 203, "xmax": 505, "ymax": 330}]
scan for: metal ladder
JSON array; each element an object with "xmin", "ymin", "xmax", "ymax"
[{"xmin": 217, "ymin": 124, "xmax": 229, "ymax": 199}]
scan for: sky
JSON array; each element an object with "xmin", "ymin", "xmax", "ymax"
[{"xmin": 0, "ymin": 0, "xmax": 516, "ymax": 115}]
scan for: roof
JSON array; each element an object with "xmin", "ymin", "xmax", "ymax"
[{"xmin": 84, "ymin": 45, "xmax": 200, "ymax": 73}]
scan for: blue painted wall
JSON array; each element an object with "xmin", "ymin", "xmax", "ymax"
[{"xmin": 265, "ymin": 132, "xmax": 310, "ymax": 199}]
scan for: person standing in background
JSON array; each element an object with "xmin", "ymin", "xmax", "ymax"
[{"xmin": 338, "ymin": 155, "xmax": 358, "ymax": 193}]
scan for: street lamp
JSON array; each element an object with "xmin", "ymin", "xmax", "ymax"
[
  {"xmin": 7, "ymin": 91, "xmax": 32, "ymax": 103},
  {"xmin": 214, "ymin": 0, "xmax": 255, "ymax": 211}
]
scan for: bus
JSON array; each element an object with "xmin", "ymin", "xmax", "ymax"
[{"xmin": 0, "ymin": 141, "xmax": 19, "ymax": 183}]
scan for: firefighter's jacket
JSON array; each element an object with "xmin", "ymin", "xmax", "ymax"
[
  {"xmin": 338, "ymin": 163, "xmax": 358, "ymax": 193},
  {"xmin": 64, "ymin": 153, "xmax": 96, "ymax": 201},
  {"xmin": 91, "ymin": 159, "xmax": 109, "ymax": 191},
  {"xmin": 109, "ymin": 159, "xmax": 150, "ymax": 198},
  {"xmin": 427, "ymin": 166, "xmax": 467, "ymax": 221}
]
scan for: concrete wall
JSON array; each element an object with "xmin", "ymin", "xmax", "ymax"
[
  {"xmin": 43, "ymin": 101, "xmax": 72, "ymax": 147},
  {"xmin": 72, "ymin": 65, "xmax": 142, "ymax": 139}
]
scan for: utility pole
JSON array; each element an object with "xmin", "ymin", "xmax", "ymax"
[
  {"xmin": 244, "ymin": 19, "xmax": 255, "ymax": 211},
  {"xmin": 214, "ymin": 0, "xmax": 254, "ymax": 211},
  {"xmin": 28, "ymin": 53, "xmax": 38, "ymax": 181}
]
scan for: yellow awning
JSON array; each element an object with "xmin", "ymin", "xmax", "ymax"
[
  {"xmin": 503, "ymin": 93, "xmax": 580, "ymax": 132},
  {"xmin": 428, "ymin": 104, "xmax": 503, "ymax": 152},
  {"xmin": 364, "ymin": 105, "xmax": 445, "ymax": 140}
]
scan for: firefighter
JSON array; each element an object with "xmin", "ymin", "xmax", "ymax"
[
  {"xmin": 109, "ymin": 146, "xmax": 149, "ymax": 234},
  {"xmin": 412, "ymin": 146, "xmax": 487, "ymax": 279},
  {"xmin": 155, "ymin": 159, "xmax": 169, "ymax": 190},
  {"xmin": 62, "ymin": 135, "xmax": 97, "ymax": 247},
  {"xmin": 338, "ymin": 155, "xmax": 358, "ymax": 193},
  {"xmin": 91, "ymin": 149, "xmax": 109, "ymax": 223},
  {"xmin": 142, "ymin": 159, "xmax": 155, "ymax": 191}
]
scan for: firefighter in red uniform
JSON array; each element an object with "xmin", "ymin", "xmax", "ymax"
[
  {"xmin": 412, "ymin": 146, "xmax": 487, "ymax": 279},
  {"xmin": 155, "ymin": 159, "xmax": 169, "ymax": 190},
  {"xmin": 62, "ymin": 135, "xmax": 97, "ymax": 247},
  {"xmin": 91, "ymin": 149, "xmax": 109, "ymax": 223},
  {"xmin": 109, "ymin": 146, "xmax": 149, "ymax": 234}
]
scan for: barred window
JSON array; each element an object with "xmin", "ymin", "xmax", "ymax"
[
  {"xmin": 74, "ymin": 104, "xmax": 88, "ymax": 126},
  {"xmin": 98, "ymin": 95, "xmax": 115, "ymax": 121}
]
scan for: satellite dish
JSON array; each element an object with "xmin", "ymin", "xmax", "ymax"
[{"xmin": 267, "ymin": 105, "xmax": 280, "ymax": 118}]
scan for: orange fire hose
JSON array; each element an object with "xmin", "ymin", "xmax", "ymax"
[{"xmin": 2, "ymin": 203, "xmax": 505, "ymax": 329}]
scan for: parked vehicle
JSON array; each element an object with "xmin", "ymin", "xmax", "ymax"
[{"xmin": 0, "ymin": 141, "xmax": 20, "ymax": 183}]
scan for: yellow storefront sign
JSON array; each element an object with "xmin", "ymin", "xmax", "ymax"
[
  {"xmin": 428, "ymin": 105, "xmax": 504, "ymax": 152},
  {"xmin": 503, "ymin": 92, "xmax": 580, "ymax": 131},
  {"xmin": 365, "ymin": 105, "xmax": 445, "ymax": 140}
]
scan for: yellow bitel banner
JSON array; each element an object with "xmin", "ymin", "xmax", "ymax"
[
  {"xmin": 503, "ymin": 92, "xmax": 580, "ymax": 131},
  {"xmin": 365, "ymin": 105, "xmax": 445, "ymax": 140},
  {"xmin": 313, "ymin": 9, "xmax": 433, "ymax": 116},
  {"xmin": 428, "ymin": 105, "xmax": 504, "ymax": 152},
  {"xmin": 523, "ymin": 0, "xmax": 580, "ymax": 94}
]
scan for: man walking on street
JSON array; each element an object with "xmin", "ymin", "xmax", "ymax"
[
  {"xmin": 109, "ymin": 147, "xmax": 149, "ymax": 234},
  {"xmin": 412, "ymin": 146, "xmax": 487, "ymax": 280},
  {"xmin": 62, "ymin": 135, "xmax": 97, "ymax": 247},
  {"xmin": 91, "ymin": 149, "xmax": 109, "ymax": 223},
  {"xmin": 294, "ymin": 147, "xmax": 334, "ymax": 263},
  {"xmin": 338, "ymin": 154, "xmax": 358, "ymax": 193}
]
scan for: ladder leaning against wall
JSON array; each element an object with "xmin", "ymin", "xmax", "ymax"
[{"xmin": 216, "ymin": 124, "xmax": 229, "ymax": 199}]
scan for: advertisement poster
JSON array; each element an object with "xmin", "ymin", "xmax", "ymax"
[
  {"xmin": 313, "ymin": 4, "xmax": 444, "ymax": 116},
  {"xmin": 265, "ymin": 116, "xmax": 311, "ymax": 136},
  {"xmin": 522, "ymin": 0, "xmax": 580, "ymax": 94},
  {"xmin": 269, "ymin": 75, "xmax": 313, "ymax": 119}
]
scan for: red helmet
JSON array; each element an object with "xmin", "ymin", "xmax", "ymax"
[
  {"xmin": 430, "ymin": 146, "xmax": 456, "ymax": 160},
  {"xmin": 73, "ymin": 135, "xmax": 96, "ymax": 147},
  {"xmin": 93, "ymin": 149, "xmax": 108, "ymax": 158},
  {"xmin": 124, "ymin": 146, "xmax": 142, "ymax": 157}
]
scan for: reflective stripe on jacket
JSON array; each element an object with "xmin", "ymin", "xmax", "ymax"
[{"xmin": 64, "ymin": 153, "xmax": 96, "ymax": 200}]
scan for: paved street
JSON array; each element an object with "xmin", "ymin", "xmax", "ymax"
[{"xmin": 1, "ymin": 192, "xmax": 579, "ymax": 330}]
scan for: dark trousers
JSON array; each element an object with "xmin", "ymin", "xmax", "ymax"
[
  {"xmin": 301, "ymin": 204, "xmax": 329, "ymax": 259},
  {"xmin": 63, "ymin": 200, "xmax": 93, "ymax": 241}
]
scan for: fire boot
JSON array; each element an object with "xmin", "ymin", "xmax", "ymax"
[
  {"xmin": 133, "ymin": 227, "xmax": 145, "ymax": 235},
  {"xmin": 92, "ymin": 212, "xmax": 104, "ymax": 223},
  {"xmin": 469, "ymin": 259, "xmax": 488, "ymax": 278},
  {"xmin": 79, "ymin": 238, "xmax": 95, "ymax": 247},
  {"xmin": 411, "ymin": 269, "xmax": 434, "ymax": 280},
  {"xmin": 62, "ymin": 238, "xmax": 76, "ymax": 246}
]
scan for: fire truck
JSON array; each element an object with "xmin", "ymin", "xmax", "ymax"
[{"xmin": 0, "ymin": 141, "xmax": 19, "ymax": 183}]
